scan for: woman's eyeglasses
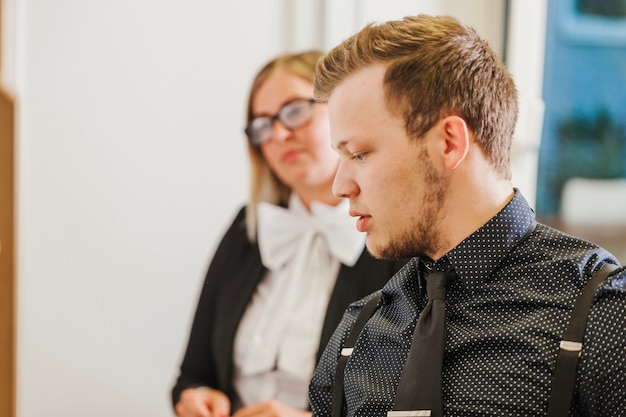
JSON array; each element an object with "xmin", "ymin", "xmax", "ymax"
[{"xmin": 245, "ymin": 98, "xmax": 316, "ymax": 147}]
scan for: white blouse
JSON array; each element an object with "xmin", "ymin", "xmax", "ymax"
[{"xmin": 232, "ymin": 195, "xmax": 365, "ymax": 409}]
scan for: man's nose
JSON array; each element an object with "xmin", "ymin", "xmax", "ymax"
[{"xmin": 332, "ymin": 160, "xmax": 359, "ymax": 198}]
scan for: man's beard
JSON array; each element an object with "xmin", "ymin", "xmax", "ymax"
[{"xmin": 375, "ymin": 157, "xmax": 449, "ymax": 260}]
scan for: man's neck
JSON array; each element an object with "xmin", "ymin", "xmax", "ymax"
[{"xmin": 431, "ymin": 179, "xmax": 514, "ymax": 260}]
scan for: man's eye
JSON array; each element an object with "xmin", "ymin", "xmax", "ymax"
[{"xmin": 353, "ymin": 153, "xmax": 367, "ymax": 161}]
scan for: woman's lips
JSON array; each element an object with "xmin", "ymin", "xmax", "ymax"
[{"xmin": 281, "ymin": 149, "xmax": 303, "ymax": 163}]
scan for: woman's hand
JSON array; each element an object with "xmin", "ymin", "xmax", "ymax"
[
  {"xmin": 175, "ymin": 387, "xmax": 231, "ymax": 417},
  {"xmin": 231, "ymin": 399, "xmax": 312, "ymax": 417}
]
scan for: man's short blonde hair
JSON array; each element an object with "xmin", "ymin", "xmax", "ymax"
[{"xmin": 315, "ymin": 14, "xmax": 518, "ymax": 179}]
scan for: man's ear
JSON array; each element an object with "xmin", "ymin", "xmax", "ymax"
[{"xmin": 439, "ymin": 115, "xmax": 470, "ymax": 171}]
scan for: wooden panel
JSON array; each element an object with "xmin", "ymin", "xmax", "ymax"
[{"xmin": 0, "ymin": 86, "xmax": 16, "ymax": 417}]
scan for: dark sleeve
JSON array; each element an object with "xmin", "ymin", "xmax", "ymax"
[
  {"xmin": 310, "ymin": 254, "xmax": 407, "ymax": 414},
  {"xmin": 317, "ymin": 252, "xmax": 407, "ymax": 364},
  {"xmin": 171, "ymin": 206, "xmax": 249, "ymax": 407},
  {"xmin": 576, "ymin": 264, "xmax": 626, "ymax": 415},
  {"xmin": 309, "ymin": 298, "xmax": 363, "ymax": 417}
]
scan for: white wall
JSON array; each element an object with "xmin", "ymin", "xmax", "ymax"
[
  {"xmin": 15, "ymin": 1, "xmax": 283, "ymax": 416},
  {"xmin": 10, "ymin": 1, "xmax": 545, "ymax": 416},
  {"xmin": 322, "ymin": 0, "xmax": 505, "ymax": 56}
]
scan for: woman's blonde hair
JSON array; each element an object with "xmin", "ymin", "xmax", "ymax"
[{"xmin": 244, "ymin": 50, "xmax": 324, "ymax": 241}]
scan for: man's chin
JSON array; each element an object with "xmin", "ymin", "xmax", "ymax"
[
  {"xmin": 366, "ymin": 234, "xmax": 421, "ymax": 260},
  {"xmin": 365, "ymin": 237, "xmax": 396, "ymax": 260},
  {"xmin": 364, "ymin": 236, "xmax": 384, "ymax": 259}
]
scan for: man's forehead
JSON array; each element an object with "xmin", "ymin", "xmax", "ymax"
[
  {"xmin": 327, "ymin": 65, "xmax": 388, "ymax": 148},
  {"xmin": 328, "ymin": 65, "xmax": 386, "ymax": 105},
  {"xmin": 328, "ymin": 65, "xmax": 387, "ymax": 123}
]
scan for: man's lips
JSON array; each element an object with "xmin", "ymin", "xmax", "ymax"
[{"xmin": 350, "ymin": 210, "xmax": 371, "ymax": 233}]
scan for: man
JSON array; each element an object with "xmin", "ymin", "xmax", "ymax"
[{"xmin": 308, "ymin": 14, "xmax": 626, "ymax": 417}]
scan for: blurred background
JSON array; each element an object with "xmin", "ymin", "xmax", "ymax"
[{"xmin": 0, "ymin": 0, "xmax": 624, "ymax": 416}]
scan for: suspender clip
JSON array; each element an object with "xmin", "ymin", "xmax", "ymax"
[
  {"xmin": 387, "ymin": 411, "xmax": 431, "ymax": 417},
  {"xmin": 559, "ymin": 340, "xmax": 582, "ymax": 357}
]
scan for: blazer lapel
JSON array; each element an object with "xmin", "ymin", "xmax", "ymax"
[{"xmin": 212, "ymin": 241, "xmax": 267, "ymax": 397}]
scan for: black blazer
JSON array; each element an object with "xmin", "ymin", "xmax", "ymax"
[{"xmin": 171, "ymin": 206, "xmax": 406, "ymax": 409}]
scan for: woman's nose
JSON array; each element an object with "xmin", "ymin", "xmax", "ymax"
[{"xmin": 269, "ymin": 119, "xmax": 292, "ymax": 143}]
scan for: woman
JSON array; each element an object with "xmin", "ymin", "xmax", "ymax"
[{"xmin": 172, "ymin": 51, "xmax": 405, "ymax": 417}]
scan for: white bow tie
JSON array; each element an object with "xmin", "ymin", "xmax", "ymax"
[
  {"xmin": 235, "ymin": 198, "xmax": 364, "ymax": 379},
  {"xmin": 256, "ymin": 199, "xmax": 364, "ymax": 270}
]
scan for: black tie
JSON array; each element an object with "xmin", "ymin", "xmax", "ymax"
[{"xmin": 390, "ymin": 270, "xmax": 453, "ymax": 417}]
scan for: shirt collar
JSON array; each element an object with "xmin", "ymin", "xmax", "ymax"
[
  {"xmin": 382, "ymin": 190, "xmax": 536, "ymax": 301},
  {"xmin": 443, "ymin": 189, "xmax": 536, "ymax": 289}
]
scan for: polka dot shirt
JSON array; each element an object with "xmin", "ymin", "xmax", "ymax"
[{"xmin": 309, "ymin": 191, "xmax": 626, "ymax": 416}]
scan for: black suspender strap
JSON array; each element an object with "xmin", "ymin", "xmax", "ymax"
[
  {"xmin": 332, "ymin": 292, "xmax": 382, "ymax": 417},
  {"xmin": 547, "ymin": 262, "xmax": 618, "ymax": 417}
]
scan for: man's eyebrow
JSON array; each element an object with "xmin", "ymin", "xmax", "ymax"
[{"xmin": 333, "ymin": 139, "xmax": 349, "ymax": 152}]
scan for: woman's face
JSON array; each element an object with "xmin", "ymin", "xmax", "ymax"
[{"xmin": 252, "ymin": 68, "xmax": 339, "ymax": 197}]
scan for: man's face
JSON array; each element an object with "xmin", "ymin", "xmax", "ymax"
[{"xmin": 328, "ymin": 65, "xmax": 448, "ymax": 259}]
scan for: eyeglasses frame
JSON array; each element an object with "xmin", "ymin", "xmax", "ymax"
[{"xmin": 244, "ymin": 98, "xmax": 316, "ymax": 147}]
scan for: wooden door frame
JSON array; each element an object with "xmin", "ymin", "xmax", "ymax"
[
  {"xmin": 0, "ymin": 0, "xmax": 17, "ymax": 415},
  {"xmin": 0, "ymin": 89, "xmax": 16, "ymax": 417}
]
